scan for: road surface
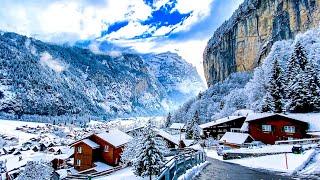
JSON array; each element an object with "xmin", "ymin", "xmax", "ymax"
[{"xmin": 194, "ymin": 158, "xmax": 292, "ymax": 180}]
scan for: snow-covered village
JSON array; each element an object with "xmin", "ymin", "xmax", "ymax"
[{"xmin": 1, "ymin": 0, "xmax": 320, "ymax": 180}]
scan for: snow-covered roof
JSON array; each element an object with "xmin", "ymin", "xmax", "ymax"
[
  {"xmin": 55, "ymin": 169, "xmax": 68, "ymax": 178},
  {"xmin": 220, "ymin": 132, "xmax": 253, "ymax": 145},
  {"xmin": 245, "ymin": 113, "xmax": 320, "ymax": 131},
  {"xmin": 169, "ymin": 123, "xmax": 186, "ymax": 130},
  {"xmin": 240, "ymin": 122, "xmax": 249, "ymax": 132},
  {"xmin": 200, "ymin": 116, "xmax": 244, "ymax": 129},
  {"xmin": 96, "ymin": 129, "xmax": 132, "ymax": 148},
  {"xmin": 80, "ymin": 139, "xmax": 100, "ymax": 149},
  {"xmin": 154, "ymin": 129, "xmax": 180, "ymax": 145},
  {"xmin": 307, "ymin": 132, "xmax": 320, "ymax": 136}
]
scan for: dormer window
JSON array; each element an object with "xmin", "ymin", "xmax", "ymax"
[
  {"xmin": 104, "ymin": 145, "xmax": 109, "ymax": 152},
  {"xmin": 77, "ymin": 146, "xmax": 82, "ymax": 153}
]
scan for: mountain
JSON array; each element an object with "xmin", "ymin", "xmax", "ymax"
[
  {"xmin": 203, "ymin": 0, "xmax": 320, "ymax": 86},
  {"xmin": 0, "ymin": 32, "xmax": 204, "ymax": 121},
  {"xmin": 143, "ymin": 52, "xmax": 206, "ymax": 109}
]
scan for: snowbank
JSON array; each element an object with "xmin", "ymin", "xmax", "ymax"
[
  {"xmin": 177, "ymin": 161, "xmax": 209, "ymax": 180},
  {"xmin": 206, "ymin": 147, "xmax": 317, "ymax": 174}
]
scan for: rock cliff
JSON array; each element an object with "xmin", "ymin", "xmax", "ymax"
[{"xmin": 203, "ymin": 0, "xmax": 320, "ymax": 86}]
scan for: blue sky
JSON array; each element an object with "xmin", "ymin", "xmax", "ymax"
[{"xmin": 0, "ymin": 0, "xmax": 243, "ymax": 78}]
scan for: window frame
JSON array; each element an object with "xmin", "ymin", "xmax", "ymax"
[
  {"xmin": 76, "ymin": 159, "xmax": 81, "ymax": 166},
  {"xmin": 284, "ymin": 126, "xmax": 295, "ymax": 133},
  {"xmin": 104, "ymin": 145, "xmax": 109, "ymax": 152},
  {"xmin": 77, "ymin": 146, "xmax": 82, "ymax": 154},
  {"xmin": 262, "ymin": 125, "xmax": 272, "ymax": 132}
]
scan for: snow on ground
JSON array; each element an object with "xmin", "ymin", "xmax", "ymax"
[
  {"xmin": 0, "ymin": 119, "xmax": 45, "ymax": 144},
  {"xmin": 230, "ymin": 150, "xmax": 316, "ymax": 173},
  {"xmin": 298, "ymin": 151, "xmax": 320, "ymax": 175},
  {"xmin": 206, "ymin": 147, "xmax": 317, "ymax": 174},
  {"xmin": 93, "ymin": 167, "xmax": 147, "ymax": 180},
  {"xmin": 178, "ymin": 161, "xmax": 209, "ymax": 180}
]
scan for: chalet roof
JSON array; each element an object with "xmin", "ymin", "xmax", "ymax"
[
  {"xmin": 169, "ymin": 123, "xmax": 186, "ymax": 130},
  {"xmin": 79, "ymin": 139, "xmax": 100, "ymax": 149},
  {"xmin": 96, "ymin": 129, "xmax": 132, "ymax": 148},
  {"xmin": 220, "ymin": 132, "xmax": 253, "ymax": 145},
  {"xmin": 243, "ymin": 113, "xmax": 320, "ymax": 132},
  {"xmin": 199, "ymin": 116, "xmax": 244, "ymax": 129},
  {"xmin": 154, "ymin": 129, "xmax": 180, "ymax": 145}
]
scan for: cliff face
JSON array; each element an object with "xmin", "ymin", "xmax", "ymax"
[{"xmin": 204, "ymin": 0, "xmax": 320, "ymax": 86}]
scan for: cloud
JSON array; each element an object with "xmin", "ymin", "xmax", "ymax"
[{"xmin": 0, "ymin": 0, "xmax": 244, "ymax": 81}]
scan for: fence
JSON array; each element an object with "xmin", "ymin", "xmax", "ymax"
[
  {"xmin": 157, "ymin": 149, "xmax": 206, "ymax": 180},
  {"xmin": 275, "ymin": 138, "xmax": 320, "ymax": 145}
]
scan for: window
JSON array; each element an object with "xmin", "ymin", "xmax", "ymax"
[
  {"xmin": 262, "ymin": 125, "xmax": 272, "ymax": 132},
  {"xmin": 104, "ymin": 145, "xmax": 109, "ymax": 152},
  {"xmin": 76, "ymin": 159, "xmax": 81, "ymax": 166},
  {"xmin": 77, "ymin": 146, "xmax": 82, "ymax": 153},
  {"xmin": 284, "ymin": 126, "xmax": 295, "ymax": 133}
]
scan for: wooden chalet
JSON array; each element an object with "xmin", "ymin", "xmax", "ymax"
[
  {"xmin": 200, "ymin": 116, "xmax": 246, "ymax": 139},
  {"xmin": 240, "ymin": 113, "xmax": 313, "ymax": 144},
  {"xmin": 70, "ymin": 129, "xmax": 132, "ymax": 172}
]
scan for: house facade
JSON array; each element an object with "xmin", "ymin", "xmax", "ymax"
[
  {"xmin": 200, "ymin": 116, "xmax": 246, "ymax": 139},
  {"xmin": 245, "ymin": 114, "xmax": 309, "ymax": 144},
  {"xmin": 70, "ymin": 129, "xmax": 132, "ymax": 172}
]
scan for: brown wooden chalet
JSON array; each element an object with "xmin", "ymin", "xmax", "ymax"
[
  {"xmin": 69, "ymin": 129, "xmax": 132, "ymax": 172},
  {"xmin": 200, "ymin": 116, "xmax": 246, "ymax": 139},
  {"xmin": 241, "ymin": 113, "xmax": 311, "ymax": 144}
]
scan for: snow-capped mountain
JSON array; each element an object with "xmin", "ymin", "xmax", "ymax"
[
  {"xmin": 0, "ymin": 32, "xmax": 204, "ymax": 121},
  {"xmin": 143, "ymin": 52, "xmax": 205, "ymax": 109}
]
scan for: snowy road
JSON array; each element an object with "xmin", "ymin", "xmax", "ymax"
[{"xmin": 194, "ymin": 158, "xmax": 292, "ymax": 180}]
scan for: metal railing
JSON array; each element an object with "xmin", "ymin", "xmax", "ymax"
[{"xmin": 157, "ymin": 149, "xmax": 206, "ymax": 180}]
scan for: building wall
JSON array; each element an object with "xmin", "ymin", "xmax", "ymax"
[
  {"xmin": 73, "ymin": 143, "xmax": 93, "ymax": 171},
  {"xmin": 90, "ymin": 135, "xmax": 118, "ymax": 166},
  {"xmin": 248, "ymin": 117, "xmax": 308, "ymax": 144},
  {"xmin": 202, "ymin": 117, "xmax": 246, "ymax": 139}
]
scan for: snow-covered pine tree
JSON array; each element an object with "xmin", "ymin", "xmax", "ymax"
[
  {"xmin": 164, "ymin": 112, "xmax": 172, "ymax": 128},
  {"xmin": 262, "ymin": 59, "xmax": 284, "ymax": 113},
  {"xmin": 305, "ymin": 62, "xmax": 320, "ymax": 111},
  {"xmin": 121, "ymin": 133, "xmax": 143, "ymax": 165},
  {"xmin": 185, "ymin": 118, "xmax": 193, "ymax": 139},
  {"xmin": 16, "ymin": 161, "xmax": 53, "ymax": 180},
  {"xmin": 133, "ymin": 121, "xmax": 165, "ymax": 180},
  {"xmin": 287, "ymin": 42, "xmax": 320, "ymax": 113},
  {"xmin": 192, "ymin": 122, "xmax": 201, "ymax": 141}
]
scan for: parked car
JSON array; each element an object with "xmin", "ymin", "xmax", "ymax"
[
  {"xmin": 292, "ymin": 145, "xmax": 303, "ymax": 154},
  {"xmin": 217, "ymin": 145, "xmax": 232, "ymax": 156}
]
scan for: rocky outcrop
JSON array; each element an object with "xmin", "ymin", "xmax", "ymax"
[{"xmin": 204, "ymin": 0, "xmax": 320, "ymax": 86}]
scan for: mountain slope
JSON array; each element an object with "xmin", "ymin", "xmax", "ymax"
[
  {"xmin": 143, "ymin": 52, "xmax": 205, "ymax": 109},
  {"xmin": 0, "ymin": 32, "xmax": 204, "ymax": 120}
]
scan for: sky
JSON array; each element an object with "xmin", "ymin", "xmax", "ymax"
[{"xmin": 0, "ymin": 0, "xmax": 243, "ymax": 80}]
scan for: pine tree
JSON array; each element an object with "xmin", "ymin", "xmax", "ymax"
[
  {"xmin": 185, "ymin": 111, "xmax": 200, "ymax": 140},
  {"xmin": 192, "ymin": 123, "xmax": 201, "ymax": 141},
  {"xmin": 133, "ymin": 121, "xmax": 165, "ymax": 180},
  {"xmin": 164, "ymin": 112, "xmax": 172, "ymax": 128},
  {"xmin": 287, "ymin": 42, "xmax": 320, "ymax": 113},
  {"xmin": 262, "ymin": 59, "xmax": 284, "ymax": 113}
]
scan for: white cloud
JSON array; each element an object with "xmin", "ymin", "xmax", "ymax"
[
  {"xmin": 105, "ymin": 21, "xmax": 150, "ymax": 40},
  {"xmin": 0, "ymin": 0, "xmax": 152, "ymax": 41}
]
